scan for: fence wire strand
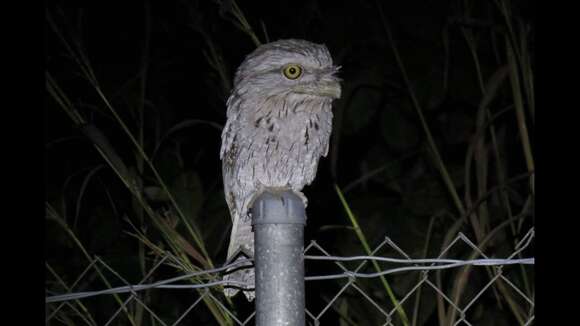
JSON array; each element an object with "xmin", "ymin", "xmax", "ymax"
[{"xmin": 45, "ymin": 228, "xmax": 535, "ymax": 325}]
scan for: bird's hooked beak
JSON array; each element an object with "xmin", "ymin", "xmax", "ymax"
[
  {"xmin": 293, "ymin": 66, "xmax": 342, "ymax": 99},
  {"xmin": 316, "ymin": 65, "xmax": 341, "ymax": 99},
  {"xmin": 316, "ymin": 79, "xmax": 341, "ymax": 99}
]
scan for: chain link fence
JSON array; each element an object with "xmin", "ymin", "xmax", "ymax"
[{"xmin": 46, "ymin": 228, "xmax": 534, "ymax": 326}]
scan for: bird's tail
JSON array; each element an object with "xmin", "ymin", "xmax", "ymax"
[{"xmin": 223, "ymin": 214, "xmax": 255, "ymax": 301}]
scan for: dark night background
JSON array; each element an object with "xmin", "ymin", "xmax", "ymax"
[{"xmin": 45, "ymin": 0, "xmax": 535, "ymax": 325}]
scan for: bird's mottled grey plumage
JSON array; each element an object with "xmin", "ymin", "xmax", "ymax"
[{"xmin": 220, "ymin": 39, "xmax": 341, "ymax": 300}]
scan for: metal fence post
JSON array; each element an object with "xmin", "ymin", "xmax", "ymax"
[{"xmin": 251, "ymin": 190, "xmax": 306, "ymax": 326}]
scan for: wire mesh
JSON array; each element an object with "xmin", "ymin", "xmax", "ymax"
[{"xmin": 46, "ymin": 228, "xmax": 534, "ymax": 326}]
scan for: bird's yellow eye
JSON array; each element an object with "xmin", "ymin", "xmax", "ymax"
[{"xmin": 282, "ymin": 64, "xmax": 303, "ymax": 80}]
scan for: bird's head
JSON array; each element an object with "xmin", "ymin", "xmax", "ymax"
[{"xmin": 231, "ymin": 39, "xmax": 341, "ymax": 104}]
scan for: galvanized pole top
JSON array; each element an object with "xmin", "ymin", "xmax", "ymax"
[{"xmin": 251, "ymin": 190, "xmax": 306, "ymax": 225}]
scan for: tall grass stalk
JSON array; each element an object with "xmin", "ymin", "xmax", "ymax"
[
  {"xmin": 46, "ymin": 9, "xmax": 234, "ymax": 325},
  {"xmin": 433, "ymin": 1, "xmax": 532, "ymax": 323},
  {"xmin": 46, "ymin": 203, "xmax": 139, "ymax": 326},
  {"xmin": 374, "ymin": 0, "xmax": 466, "ymax": 217},
  {"xmin": 335, "ymin": 185, "xmax": 410, "ymax": 326}
]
